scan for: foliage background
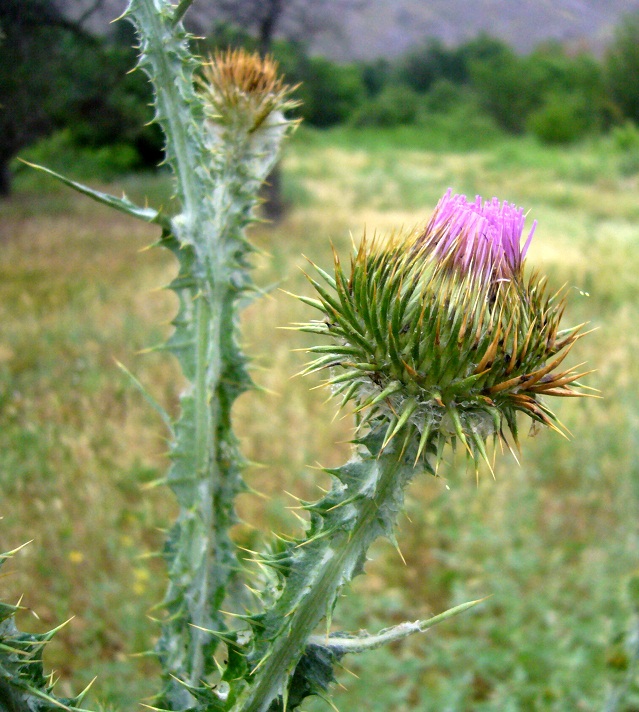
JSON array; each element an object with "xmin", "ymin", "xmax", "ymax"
[{"xmin": 4, "ymin": 3, "xmax": 639, "ymax": 193}]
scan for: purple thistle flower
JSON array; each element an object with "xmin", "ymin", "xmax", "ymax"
[{"xmin": 419, "ymin": 189, "xmax": 537, "ymax": 281}]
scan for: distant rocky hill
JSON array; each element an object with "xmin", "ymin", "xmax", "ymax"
[
  {"xmin": 60, "ymin": 0, "xmax": 639, "ymax": 58},
  {"xmin": 323, "ymin": 0, "xmax": 639, "ymax": 58}
]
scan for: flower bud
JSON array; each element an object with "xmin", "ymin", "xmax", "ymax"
[
  {"xmin": 198, "ymin": 49, "xmax": 298, "ymax": 133},
  {"xmin": 300, "ymin": 190, "xmax": 590, "ymax": 470}
]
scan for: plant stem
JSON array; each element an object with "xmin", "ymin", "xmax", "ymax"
[
  {"xmin": 125, "ymin": 2, "xmax": 293, "ymax": 706},
  {"xmin": 233, "ymin": 429, "xmax": 431, "ymax": 712}
]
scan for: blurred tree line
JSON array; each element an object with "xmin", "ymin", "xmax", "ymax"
[
  {"xmin": 0, "ymin": 0, "xmax": 162, "ymax": 195},
  {"xmin": 3, "ymin": 0, "xmax": 639, "ymax": 194}
]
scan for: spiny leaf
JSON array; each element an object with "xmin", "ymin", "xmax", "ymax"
[{"xmin": 19, "ymin": 160, "xmax": 170, "ymax": 229}]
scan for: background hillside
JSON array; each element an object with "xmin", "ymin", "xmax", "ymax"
[{"xmin": 61, "ymin": 0, "xmax": 639, "ymax": 57}]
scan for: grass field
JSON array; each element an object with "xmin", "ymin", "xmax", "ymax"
[{"xmin": 2, "ymin": 126, "xmax": 639, "ymax": 710}]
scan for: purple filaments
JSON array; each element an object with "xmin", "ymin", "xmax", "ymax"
[{"xmin": 420, "ymin": 189, "xmax": 537, "ymax": 280}]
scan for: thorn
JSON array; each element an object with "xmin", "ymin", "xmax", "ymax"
[
  {"xmin": 325, "ymin": 495, "xmax": 359, "ymax": 512},
  {"xmin": 294, "ymin": 528, "xmax": 333, "ymax": 548},
  {"xmin": 337, "ymin": 660, "xmax": 360, "ymax": 679},
  {"xmin": 1, "ymin": 540, "xmax": 34, "ymax": 559},
  {"xmin": 140, "ymin": 477, "xmax": 168, "ymax": 491},
  {"xmin": 283, "ymin": 490, "xmax": 302, "ymax": 503},
  {"xmin": 317, "ymin": 692, "xmax": 341, "ymax": 712},
  {"xmin": 218, "ymin": 609, "xmax": 251, "ymax": 620},
  {"xmin": 250, "ymin": 650, "xmax": 272, "ymax": 675},
  {"xmin": 44, "ymin": 616, "xmax": 75, "ymax": 639},
  {"xmin": 289, "ymin": 509, "xmax": 308, "ymax": 525},
  {"xmin": 188, "ymin": 623, "xmax": 236, "ymax": 645},
  {"xmin": 76, "ymin": 675, "xmax": 98, "ymax": 704},
  {"xmin": 414, "ymin": 423, "xmax": 432, "ymax": 466},
  {"xmin": 380, "ymin": 416, "xmax": 399, "ymax": 451},
  {"xmin": 471, "ymin": 432, "xmax": 495, "ymax": 480},
  {"xmin": 393, "ymin": 539, "xmax": 407, "ymax": 566},
  {"xmin": 448, "ymin": 406, "xmax": 472, "ymax": 457},
  {"xmin": 382, "ymin": 398, "xmax": 418, "ymax": 450}
]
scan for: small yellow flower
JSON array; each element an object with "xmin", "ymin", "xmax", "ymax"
[
  {"xmin": 132, "ymin": 567, "xmax": 150, "ymax": 596},
  {"xmin": 133, "ymin": 567, "xmax": 150, "ymax": 582}
]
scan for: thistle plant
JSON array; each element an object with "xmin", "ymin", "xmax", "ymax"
[{"xmin": 0, "ymin": 1, "xmax": 592, "ymax": 710}]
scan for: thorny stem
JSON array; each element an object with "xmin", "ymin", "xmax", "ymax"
[
  {"xmin": 126, "ymin": 1, "xmax": 292, "ymax": 706},
  {"xmin": 232, "ymin": 431, "xmax": 433, "ymax": 712}
]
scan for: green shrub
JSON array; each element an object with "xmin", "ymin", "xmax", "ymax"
[
  {"xmin": 60, "ymin": 34, "xmax": 164, "ymax": 166},
  {"xmin": 469, "ymin": 50, "xmax": 539, "ymax": 133},
  {"xmin": 424, "ymin": 79, "xmax": 469, "ymax": 113},
  {"xmin": 611, "ymin": 120, "xmax": 639, "ymax": 151},
  {"xmin": 360, "ymin": 58, "xmax": 393, "ymax": 97},
  {"xmin": 527, "ymin": 93, "xmax": 589, "ymax": 144},
  {"xmin": 605, "ymin": 10, "xmax": 639, "ymax": 124},
  {"xmin": 397, "ymin": 38, "xmax": 466, "ymax": 93},
  {"xmin": 294, "ymin": 57, "xmax": 365, "ymax": 127},
  {"xmin": 15, "ymin": 130, "xmax": 144, "ymax": 183},
  {"xmin": 610, "ymin": 120, "xmax": 639, "ymax": 175},
  {"xmin": 352, "ymin": 85, "xmax": 420, "ymax": 127},
  {"xmin": 418, "ymin": 102, "xmax": 503, "ymax": 150},
  {"xmin": 471, "ymin": 44, "xmax": 605, "ymax": 137},
  {"xmin": 0, "ymin": 6, "xmax": 163, "ymax": 193}
]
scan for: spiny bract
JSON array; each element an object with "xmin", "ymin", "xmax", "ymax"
[{"xmin": 298, "ymin": 189, "xmax": 591, "ymax": 471}]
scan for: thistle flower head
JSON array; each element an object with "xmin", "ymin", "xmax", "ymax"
[
  {"xmin": 300, "ymin": 191, "xmax": 590, "ymax": 470},
  {"xmin": 198, "ymin": 49, "xmax": 298, "ymax": 132}
]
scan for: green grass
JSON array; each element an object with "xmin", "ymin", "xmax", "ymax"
[{"xmin": 2, "ymin": 126, "xmax": 639, "ymax": 710}]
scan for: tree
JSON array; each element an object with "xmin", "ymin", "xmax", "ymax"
[
  {"xmin": 291, "ymin": 55, "xmax": 365, "ymax": 127},
  {"xmin": 397, "ymin": 39, "xmax": 465, "ymax": 93},
  {"xmin": 55, "ymin": 21, "xmax": 163, "ymax": 168},
  {"xmin": 605, "ymin": 10, "xmax": 639, "ymax": 124},
  {"xmin": 0, "ymin": 0, "xmax": 161, "ymax": 196},
  {"xmin": 395, "ymin": 35, "xmax": 510, "ymax": 95},
  {"xmin": 0, "ymin": 0, "xmax": 85, "ymax": 194},
  {"xmin": 468, "ymin": 47, "xmax": 538, "ymax": 134}
]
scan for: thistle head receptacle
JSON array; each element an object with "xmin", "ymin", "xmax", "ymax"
[{"xmin": 298, "ymin": 190, "xmax": 592, "ymax": 472}]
